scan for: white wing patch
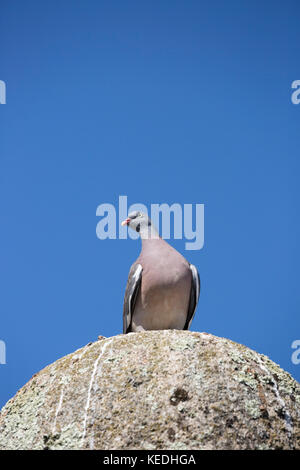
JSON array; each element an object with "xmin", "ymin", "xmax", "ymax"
[
  {"xmin": 127, "ymin": 264, "xmax": 143, "ymax": 327},
  {"xmin": 190, "ymin": 264, "xmax": 200, "ymax": 304}
]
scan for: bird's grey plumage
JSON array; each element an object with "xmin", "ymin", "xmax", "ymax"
[{"xmin": 122, "ymin": 212, "xmax": 200, "ymax": 333}]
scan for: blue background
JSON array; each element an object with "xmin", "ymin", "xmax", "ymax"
[{"xmin": 1, "ymin": 0, "xmax": 299, "ymax": 409}]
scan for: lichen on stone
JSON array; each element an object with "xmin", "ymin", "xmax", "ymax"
[{"xmin": 0, "ymin": 330, "xmax": 299, "ymax": 450}]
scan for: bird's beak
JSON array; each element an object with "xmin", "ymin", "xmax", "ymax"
[{"xmin": 121, "ymin": 218, "xmax": 131, "ymax": 226}]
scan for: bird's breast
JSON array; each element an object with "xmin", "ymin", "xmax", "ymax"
[{"xmin": 131, "ymin": 263, "xmax": 191, "ymax": 330}]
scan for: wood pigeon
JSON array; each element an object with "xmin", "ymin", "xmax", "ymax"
[{"xmin": 122, "ymin": 211, "xmax": 200, "ymax": 333}]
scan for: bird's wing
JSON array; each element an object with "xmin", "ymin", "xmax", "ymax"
[
  {"xmin": 183, "ymin": 264, "xmax": 200, "ymax": 330},
  {"xmin": 123, "ymin": 263, "xmax": 143, "ymax": 333}
]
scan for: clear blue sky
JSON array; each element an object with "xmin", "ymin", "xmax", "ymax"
[{"xmin": 1, "ymin": 0, "xmax": 299, "ymax": 408}]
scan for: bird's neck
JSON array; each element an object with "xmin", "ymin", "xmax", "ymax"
[{"xmin": 139, "ymin": 225, "xmax": 160, "ymax": 241}]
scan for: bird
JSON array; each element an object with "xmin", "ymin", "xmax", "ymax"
[{"xmin": 122, "ymin": 211, "xmax": 200, "ymax": 333}]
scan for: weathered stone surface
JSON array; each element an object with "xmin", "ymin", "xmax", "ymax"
[{"xmin": 0, "ymin": 330, "xmax": 299, "ymax": 450}]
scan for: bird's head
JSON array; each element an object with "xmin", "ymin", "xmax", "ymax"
[{"xmin": 121, "ymin": 211, "xmax": 151, "ymax": 233}]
